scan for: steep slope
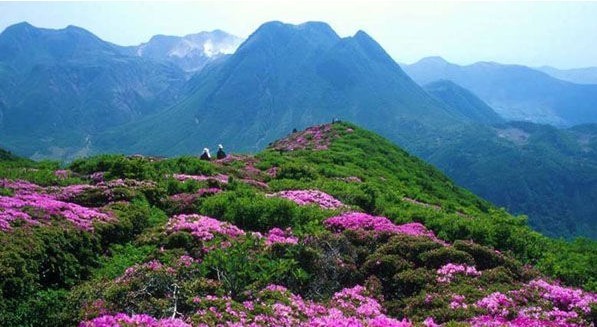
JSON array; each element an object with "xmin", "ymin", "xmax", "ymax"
[
  {"xmin": 0, "ymin": 22, "xmax": 187, "ymax": 160},
  {"xmin": 404, "ymin": 57, "xmax": 597, "ymax": 126},
  {"xmin": 96, "ymin": 21, "xmax": 464, "ymax": 155},
  {"xmin": 421, "ymin": 122, "xmax": 597, "ymax": 239},
  {"xmin": 537, "ymin": 65, "xmax": 597, "ymax": 85},
  {"xmin": 423, "ymin": 80, "xmax": 504, "ymax": 125},
  {"xmin": 129, "ymin": 30, "xmax": 244, "ymax": 72},
  {"xmin": 1, "ymin": 123, "xmax": 595, "ymax": 326}
]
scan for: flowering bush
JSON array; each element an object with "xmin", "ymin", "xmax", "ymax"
[
  {"xmin": 79, "ymin": 313, "xmax": 190, "ymax": 327},
  {"xmin": 270, "ymin": 124, "xmax": 335, "ymax": 152},
  {"xmin": 171, "ymin": 173, "xmax": 229, "ymax": 184},
  {"xmin": 186, "ymin": 284, "xmax": 411, "ymax": 326},
  {"xmin": 527, "ymin": 279, "xmax": 596, "ymax": 314},
  {"xmin": 166, "ymin": 214, "xmax": 244, "ymax": 242},
  {"xmin": 469, "ymin": 279, "xmax": 597, "ymax": 326},
  {"xmin": 263, "ymin": 227, "xmax": 299, "ymax": 246},
  {"xmin": 0, "ymin": 192, "xmax": 112, "ymax": 231},
  {"xmin": 324, "ymin": 212, "xmax": 443, "ymax": 243},
  {"xmin": 79, "ymin": 284, "xmax": 414, "ymax": 326},
  {"xmin": 267, "ymin": 189, "xmax": 345, "ymax": 209},
  {"xmin": 54, "ymin": 169, "xmax": 70, "ymax": 179},
  {"xmin": 436, "ymin": 263, "xmax": 481, "ymax": 283}
]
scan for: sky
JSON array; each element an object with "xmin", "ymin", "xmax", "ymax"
[{"xmin": 1, "ymin": 1, "xmax": 596, "ymax": 69}]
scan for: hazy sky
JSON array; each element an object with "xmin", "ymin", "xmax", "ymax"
[{"xmin": 1, "ymin": 1, "xmax": 596, "ymax": 69}]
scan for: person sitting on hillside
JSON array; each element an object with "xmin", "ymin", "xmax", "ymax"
[
  {"xmin": 216, "ymin": 144, "xmax": 227, "ymax": 159},
  {"xmin": 200, "ymin": 148, "xmax": 211, "ymax": 161}
]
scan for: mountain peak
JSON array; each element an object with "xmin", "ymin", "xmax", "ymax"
[
  {"xmin": 251, "ymin": 20, "xmax": 338, "ymax": 39},
  {"xmin": 0, "ymin": 21, "xmax": 39, "ymax": 39},
  {"xmin": 416, "ymin": 56, "xmax": 450, "ymax": 65},
  {"xmin": 2, "ymin": 21, "xmax": 34, "ymax": 32}
]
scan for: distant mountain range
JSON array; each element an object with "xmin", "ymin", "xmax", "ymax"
[
  {"xmin": 537, "ymin": 65, "xmax": 597, "ymax": 85},
  {"xmin": 403, "ymin": 57, "xmax": 597, "ymax": 126},
  {"xmin": 0, "ymin": 22, "xmax": 188, "ymax": 158},
  {"xmin": 0, "ymin": 21, "xmax": 595, "ymax": 239}
]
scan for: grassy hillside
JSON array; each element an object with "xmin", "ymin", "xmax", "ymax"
[
  {"xmin": 418, "ymin": 122, "xmax": 597, "ymax": 239},
  {"xmin": 0, "ymin": 124, "xmax": 595, "ymax": 326}
]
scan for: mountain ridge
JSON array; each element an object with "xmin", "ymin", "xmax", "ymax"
[{"xmin": 403, "ymin": 56, "xmax": 597, "ymax": 126}]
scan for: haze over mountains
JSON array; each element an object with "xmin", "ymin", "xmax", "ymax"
[
  {"xmin": 403, "ymin": 57, "xmax": 597, "ymax": 126},
  {"xmin": 537, "ymin": 65, "xmax": 597, "ymax": 85},
  {"xmin": 0, "ymin": 21, "xmax": 595, "ymax": 239}
]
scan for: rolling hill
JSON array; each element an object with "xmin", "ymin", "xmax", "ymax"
[{"xmin": 0, "ymin": 123, "xmax": 595, "ymax": 326}]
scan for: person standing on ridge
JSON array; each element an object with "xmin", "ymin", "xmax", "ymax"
[
  {"xmin": 216, "ymin": 144, "xmax": 227, "ymax": 159},
  {"xmin": 200, "ymin": 148, "xmax": 211, "ymax": 161}
]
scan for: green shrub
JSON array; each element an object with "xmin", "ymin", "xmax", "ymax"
[{"xmin": 418, "ymin": 247, "xmax": 475, "ymax": 269}]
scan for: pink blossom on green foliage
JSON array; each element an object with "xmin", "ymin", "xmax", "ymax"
[
  {"xmin": 268, "ymin": 189, "xmax": 345, "ymax": 209},
  {"xmin": 79, "ymin": 313, "xmax": 190, "ymax": 327},
  {"xmin": 436, "ymin": 263, "xmax": 481, "ymax": 283},
  {"xmin": 323, "ymin": 212, "xmax": 443, "ymax": 243},
  {"xmin": 166, "ymin": 214, "xmax": 244, "ymax": 241}
]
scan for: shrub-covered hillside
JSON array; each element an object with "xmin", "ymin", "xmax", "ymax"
[{"xmin": 1, "ymin": 123, "xmax": 596, "ymax": 326}]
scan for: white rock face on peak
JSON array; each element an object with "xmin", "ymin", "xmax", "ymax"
[{"xmin": 135, "ymin": 30, "xmax": 244, "ymax": 72}]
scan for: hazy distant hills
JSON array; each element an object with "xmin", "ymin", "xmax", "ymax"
[
  {"xmin": 403, "ymin": 57, "xmax": 597, "ymax": 126},
  {"xmin": 126, "ymin": 30, "xmax": 244, "ymax": 72},
  {"xmin": 0, "ymin": 22, "xmax": 187, "ymax": 158},
  {"xmin": 537, "ymin": 65, "xmax": 597, "ymax": 85},
  {"xmin": 423, "ymin": 80, "xmax": 504, "ymax": 125},
  {"xmin": 0, "ymin": 21, "xmax": 595, "ymax": 238}
]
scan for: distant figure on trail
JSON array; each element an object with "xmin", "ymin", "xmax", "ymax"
[
  {"xmin": 292, "ymin": 128, "xmax": 298, "ymax": 133},
  {"xmin": 216, "ymin": 144, "xmax": 227, "ymax": 159},
  {"xmin": 332, "ymin": 117, "xmax": 341, "ymax": 124},
  {"xmin": 200, "ymin": 148, "xmax": 211, "ymax": 161}
]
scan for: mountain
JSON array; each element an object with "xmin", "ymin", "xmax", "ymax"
[
  {"xmin": 420, "ymin": 121, "xmax": 597, "ymax": 239},
  {"xmin": 423, "ymin": 80, "xmax": 504, "ymax": 125},
  {"xmin": 1, "ymin": 21, "xmax": 596, "ymax": 240},
  {"xmin": 1, "ymin": 123, "xmax": 595, "ymax": 326},
  {"xmin": 0, "ymin": 22, "xmax": 187, "ymax": 159},
  {"xmin": 403, "ymin": 56, "xmax": 597, "ymax": 126},
  {"xmin": 128, "ymin": 30, "xmax": 244, "ymax": 72},
  {"xmin": 95, "ymin": 21, "xmax": 464, "ymax": 155},
  {"xmin": 537, "ymin": 65, "xmax": 597, "ymax": 85}
]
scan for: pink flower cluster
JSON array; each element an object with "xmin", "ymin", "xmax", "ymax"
[
  {"xmin": 450, "ymin": 294, "xmax": 468, "ymax": 309},
  {"xmin": 116, "ymin": 256, "xmax": 200, "ymax": 283},
  {"xmin": 166, "ymin": 214, "xmax": 244, "ymax": 242},
  {"xmin": 271, "ymin": 124, "xmax": 335, "ymax": 152},
  {"xmin": 475, "ymin": 292, "xmax": 514, "ymax": 317},
  {"xmin": 262, "ymin": 227, "xmax": 299, "ymax": 246},
  {"xmin": 1, "ymin": 179, "xmax": 41, "ymax": 194},
  {"xmin": 527, "ymin": 279, "xmax": 597, "ymax": 314},
  {"xmin": 171, "ymin": 173, "xmax": 229, "ymax": 184},
  {"xmin": 189, "ymin": 284, "xmax": 411, "ymax": 326},
  {"xmin": 54, "ymin": 169, "xmax": 70, "ymax": 179},
  {"xmin": 469, "ymin": 279, "xmax": 597, "ymax": 326},
  {"xmin": 90, "ymin": 172, "xmax": 105, "ymax": 183},
  {"xmin": 0, "ymin": 191, "xmax": 112, "ymax": 231},
  {"xmin": 79, "ymin": 313, "xmax": 190, "ymax": 327},
  {"xmin": 267, "ymin": 189, "xmax": 345, "ymax": 209},
  {"xmin": 324, "ymin": 212, "xmax": 443, "ymax": 243},
  {"xmin": 168, "ymin": 188, "xmax": 221, "ymax": 209},
  {"xmin": 436, "ymin": 263, "xmax": 481, "ymax": 283}
]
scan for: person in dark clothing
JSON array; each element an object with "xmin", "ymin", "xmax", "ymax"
[
  {"xmin": 200, "ymin": 148, "xmax": 211, "ymax": 161},
  {"xmin": 216, "ymin": 144, "xmax": 227, "ymax": 159}
]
